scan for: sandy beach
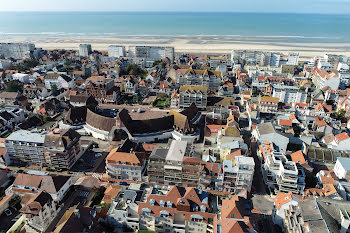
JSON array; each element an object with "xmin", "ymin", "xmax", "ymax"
[{"xmin": 1, "ymin": 35, "xmax": 350, "ymax": 57}]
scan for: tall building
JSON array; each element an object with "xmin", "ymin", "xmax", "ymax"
[
  {"xmin": 43, "ymin": 129, "xmax": 82, "ymax": 169},
  {"xmin": 5, "ymin": 130, "xmax": 46, "ymax": 166},
  {"xmin": 270, "ymin": 53, "xmax": 281, "ymax": 67},
  {"xmin": 286, "ymin": 53, "xmax": 299, "ymax": 66},
  {"xmin": 108, "ymin": 45, "xmax": 126, "ymax": 58},
  {"xmin": 79, "ymin": 44, "xmax": 92, "ymax": 57},
  {"xmin": 220, "ymin": 156, "xmax": 255, "ymax": 193},
  {"xmin": 128, "ymin": 46, "xmax": 174, "ymax": 63},
  {"xmin": 258, "ymin": 142, "xmax": 305, "ymax": 195},
  {"xmin": 0, "ymin": 43, "xmax": 35, "ymax": 59},
  {"xmin": 5, "ymin": 129, "xmax": 81, "ymax": 169}
]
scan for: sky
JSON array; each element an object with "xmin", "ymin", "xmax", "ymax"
[{"xmin": 1, "ymin": 0, "xmax": 350, "ymax": 14}]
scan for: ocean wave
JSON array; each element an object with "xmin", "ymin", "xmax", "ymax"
[{"xmin": 0, "ymin": 32, "xmax": 343, "ymax": 40}]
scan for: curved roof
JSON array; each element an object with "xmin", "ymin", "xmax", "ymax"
[{"xmin": 86, "ymin": 109, "xmax": 116, "ymax": 132}]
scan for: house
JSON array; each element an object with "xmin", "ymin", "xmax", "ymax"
[
  {"xmin": 10, "ymin": 173, "xmax": 73, "ymax": 202},
  {"xmin": 334, "ymin": 157, "xmax": 350, "ymax": 180},
  {"xmin": 21, "ymin": 191, "xmax": 57, "ymax": 233},
  {"xmin": 44, "ymin": 73, "xmax": 75, "ymax": 90},
  {"xmin": 0, "ymin": 91, "xmax": 19, "ymax": 105}
]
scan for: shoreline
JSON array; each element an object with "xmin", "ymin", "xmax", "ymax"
[{"xmin": 1, "ymin": 35, "xmax": 350, "ymax": 57}]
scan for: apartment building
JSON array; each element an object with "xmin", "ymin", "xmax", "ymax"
[
  {"xmin": 128, "ymin": 46, "xmax": 174, "ymax": 67},
  {"xmin": 176, "ymin": 69, "xmax": 222, "ymax": 91},
  {"xmin": 286, "ymin": 53, "xmax": 299, "ymax": 66},
  {"xmin": 311, "ymin": 67, "xmax": 340, "ymax": 91},
  {"xmin": 138, "ymin": 186, "xmax": 217, "ymax": 233},
  {"xmin": 106, "ymin": 147, "xmax": 147, "ymax": 182},
  {"xmin": 108, "ymin": 45, "xmax": 126, "ymax": 58},
  {"xmin": 5, "ymin": 130, "xmax": 46, "ymax": 166},
  {"xmin": 148, "ymin": 141, "xmax": 202, "ymax": 188},
  {"xmin": 253, "ymin": 122, "xmax": 289, "ymax": 153},
  {"xmin": 258, "ymin": 142, "xmax": 305, "ymax": 195},
  {"xmin": 148, "ymin": 148, "xmax": 168, "ymax": 184},
  {"xmin": 272, "ymin": 86, "xmax": 308, "ymax": 104},
  {"xmin": 79, "ymin": 44, "xmax": 92, "ymax": 57},
  {"xmin": 0, "ymin": 43, "xmax": 35, "ymax": 59},
  {"xmin": 84, "ymin": 76, "xmax": 115, "ymax": 103},
  {"xmin": 179, "ymin": 85, "xmax": 208, "ymax": 109},
  {"xmin": 164, "ymin": 140, "xmax": 187, "ymax": 185},
  {"xmin": 219, "ymin": 156, "xmax": 255, "ymax": 193},
  {"xmin": 283, "ymin": 199, "xmax": 329, "ymax": 233},
  {"xmin": 258, "ymin": 96, "xmax": 279, "ymax": 113},
  {"xmin": 43, "ymin": 129, "xmax": 81, "ymax": 169}
]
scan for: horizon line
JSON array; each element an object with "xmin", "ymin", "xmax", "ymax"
[{"xmin": 0, "ymin": 10, "xmax": 350, "ymax": 16}]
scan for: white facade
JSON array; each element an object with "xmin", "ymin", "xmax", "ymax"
[
  {"xmin": 0, "ymin": 43, "xmax": 35, "ymax": 59},
  {"xmin": 79, "ymin": 44, "xmax": 92, "ymax": 57},
  {"xmin": 44, "ymin": 74, "xmax": 75, "ymax": 90},
  {"xmin": 128, "ymin": 46, "xmax": 174, "ymax": 61},
  {"xmin": 272, "ymin": 86, "xmax": 307, "ymax": 104},
  {"xmin": 108, "ymin": 45, "xmax": 126, "ymax": 58},
  {"xmin": 286, "ymin": 53, "xmax": 299, "ymax": 66},
  {"xmin": 12, "ymin": 73, "xmax": 30, "ymax": 84},
  {"xmin": 334, "ymin": 158, "xmax": 350, "ymax": 180}
]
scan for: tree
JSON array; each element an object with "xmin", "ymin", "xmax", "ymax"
[
  {"xmin": 5, "ymin": 80, "xmax": 22, "ymax": 92},
  {"xmin": 122, "ymin": 64, "xmax": 147, "ymax": 78},
  {"xmin": 51, "ymin": 84, "xmax": 58, "ymax": 93}
]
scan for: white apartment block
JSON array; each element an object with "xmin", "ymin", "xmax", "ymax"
[
  {"xmin": 258, "ymin": 142, "xmax": 305, "ymax": 195},
  {"xmin": 5, "ymin": 130, "xmax": 46, "ymax": 167},
  {"xmin": 286, "ymin": 53, "xmax": 299, "ymax": 66},
  {"xmin": 272, "ymin": 86, "xmax": 308, "ymax": 104},
  {"xmin": 0, "ymin": 43, "xmax": 35, "ymax": 59},
  {"xmin": 219, "ymin": 156, "xmax": 255, "ymax": 193},
  {"xmin": 108, "ymin": 45, "xmax": 126, "ymax": 58},
  {"xmin": 128, "ymin": 46, "xmax": 175, "ymax": 62},
  {"xmin": 79, "ymin": 44, "xmax": 92, "ymax": 57}
]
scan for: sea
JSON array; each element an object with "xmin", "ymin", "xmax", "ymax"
[{"xmin": 1, "ymin": 12, "xmax": 350, "ymax": 43}]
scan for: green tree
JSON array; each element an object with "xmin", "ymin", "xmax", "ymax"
[
  {"xmin": 5, "ymin": 80, "xmax": 22, "ymax": 92},
  {"xmin": 51, "ymin": 84, "xmax": 58, "ymax": 93},
  {"xmin": 123, "ymin": 64, "xmax": 147, "ymax": 78}
]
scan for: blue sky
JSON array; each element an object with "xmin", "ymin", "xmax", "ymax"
[{"xmin": 2, "ymin": 0, "xmax": 350, "ymax": 14}]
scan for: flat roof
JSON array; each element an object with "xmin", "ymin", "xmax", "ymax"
[
  {"xmin": 166, "ymin": 140, "xmax": 187, "ymax": 162},
  {"xmin": 6, "ymin": 130, "xmax": 46, "ymax": 144}
]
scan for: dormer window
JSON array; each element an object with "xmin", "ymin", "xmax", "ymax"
[
  {"xmin": 167, "ymin": 201, "xmax": 172, "ymax": 208},
  {"xmin": 160, "ymin": 200, "xmax": 165, "ymax": 207},
  {"xmin": 150, "ymin": 199, "xmax": 155, "ymax": 206}
]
